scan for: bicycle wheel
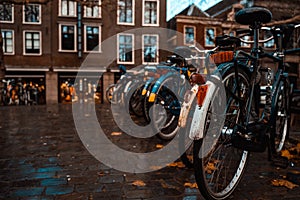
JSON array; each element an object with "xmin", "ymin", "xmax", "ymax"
[
  {"xmin": 149, "ymin": 75, "xmax": 185, "ymax": 140},
  {"xmin": 270, "ymin": 79, "xmax": 291, "ymax": 153},
  {"xmin": 150, "ymin": 85, "xmax": 181, "ymax": 140},
  {"xmin": 193, "ymin": 66, "xmax": 250, "ymax": 200},
  {"xmin": 105, "ymin": 84, "xmax": 115, "ymax": 104},
  {"xmin": 128, "ymin": 84, "xmax": 146, "ymax": 117}
]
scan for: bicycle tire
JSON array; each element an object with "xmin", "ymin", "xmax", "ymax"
[
  {"xmin": 149, "ymin": 75, "xmax": 184, "ymax": 140},
  {"xmin": 105, "ymin": 84, "xmax": 115, "ymax": 104},
  {"xmin": 128, "ymin": 83, "xmax": 146, "ymax": 117},
  {"xmin": 193, "ymin": 66, "xmax": 250, "ymax": 200},
  {"xmin": 270, "ymin": 78, "xmax": 291, "ymax": 153}
]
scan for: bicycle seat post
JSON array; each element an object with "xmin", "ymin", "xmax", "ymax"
[{"xmin": 251, "ymin": 22, "xmax": 261, "ymax": 59}]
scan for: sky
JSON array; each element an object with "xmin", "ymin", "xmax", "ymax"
[{"xmin": 167, "ymin": 0, "xmax": 222, "ymax": 21}]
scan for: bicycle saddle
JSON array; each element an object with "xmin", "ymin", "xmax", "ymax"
[
  {"xmin": 216, "ymin": 35, "xmax": 241, "ymax": 47},
  {"xmin": 235, "ymin": 7, "xmax": 272, "ymax": 25}
]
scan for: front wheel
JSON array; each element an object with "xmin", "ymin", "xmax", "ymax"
[{"xmin": 193, "ymin": 66, "xmax": 250, "ymax": 199}]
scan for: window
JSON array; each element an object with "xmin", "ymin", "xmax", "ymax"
[
  {"xmin": 0, "ymin": 3, "xmax": 13, "ymax": 22},
  {"xmin": 263, "ymin": 31, "xmax": 275, "ymax": 48},
  {"xmin": 118, "ymin": 34, "xmax": 134, "ymax": 64},
  {"xmin": 143, "ymin": 35, "xmax": 158, "ymax": 64},
  {"xmin": 143, "ymin": 0, "xmax": 159, "ymax": 26},
  {"xmin": 117, "ymin": 0, "xmax": 134, "ymax": 25},
  {"xmin": 59, "ymin": 24, "xmax": 76, "ymax": 51},
  {"xmin": 23, "ymin": 4, "xmax": 41, "ymax": 24},
  {"xmin": 59, "ymin": 0, "xmax": 76, "ymax": 17},
  {"xmin": 241, "ymin": 35, "xmax": 250, "ymax": 48},
  {"xmin": 84, "ymin": 25, "xmax": 101, "ymax": 52},
  {"xmin": 1, "ymin": 30, "xmax": 14, "ymax": 55},
  {"xmin": 24, "ymin": 31, "xmax": 41, "ymax": 55},
  {"xmin": 184, "ymin": 26, "xmax": 195, "ymax": 45},
  {"xmin": 84, "ymin": 0, "xmax": 101, "ymax": 18},
  {"xmin": 205, "ymin": 28, "xmax": 215, "ymax": 47}
]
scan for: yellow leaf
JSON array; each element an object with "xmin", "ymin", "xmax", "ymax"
[
  {"xmin": 156, "ymin": 144, "xmax": 164, "ymax": 149},
  {"xmin": 281, "ymin": 149, "xmax": 294, "ymax": 160},
  {"xmin": 184, "ymin": 182, "xmax": 198, "ymax": 188},
  {"xmin": 271, "ymin": 179, "xmax": 299, "ymax": 189},
  {"xmin": 132, "ymin": 180, "xmax": 146, "ymax": 187},
  {"xmin": 167, "ymin": 161, "xmax": 185, "ymax": 168},
  {"xmin": 205, "ymin": 161, "xmax": 217, "ymax": 174},
  {"xmin": 111, "ymin": 131, "xmax": 122, "ymax": 136}
]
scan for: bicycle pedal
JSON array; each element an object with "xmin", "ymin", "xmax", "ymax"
[
  {"xmin": 272, "ymin": 155, "xmax": 289, "ymax": 169},
  {"xmin": 231, "ymin": 124, "xmax": 268, "ymax": 152},
  {"xmin": 232, "ymin": 133, "xmax": 267, "ymax": 152}
]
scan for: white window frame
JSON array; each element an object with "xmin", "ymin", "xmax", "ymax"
[
  {"xmin": 84, "ymin": 24, "xmax": 101, "ymax": 53},
  {"xmin": 83, "ymin": 0, "xmax": 101, "ymax": 18},
  {"xmin": 23, "ymin": 30, "xmax": 42, "ymax": 56},
  {"xmin": 0, "ymin": 3, "xmax": 14, "ymax": 23},
  {"xmin": 117, "ymin": 33, "xmax": 134, "ymax": 64},
  {"xmin": 184, "ymin": 25, "xmax": 196, "ymax": 45},
  {"xmin": 58, "ymin": 23, "xmax": 77, "ymax": 52},
  {"xmin": 23, "ymin": 4, "xmax": 41, "ymax": 24},
  {"xmin": 1, "ymin": 29, "xmax": 14, "ymax": 55},
  {"xmin": 142, "ymin": 34, "xmax": 159, "ymax": 65},
  {"xmin": 142, "ymin": 0, "xmax": 159, "ymax": 26},
  {"xmin": 205, "ymin": 27, "xmax": 216, "ymax": 47},
  {"xmin": 59, "ymin": 0, "xmax": 77, "ymax": 17},
  {"xmin": 117, "ymin": 0, "xmax": 135, "ymax": 25}
]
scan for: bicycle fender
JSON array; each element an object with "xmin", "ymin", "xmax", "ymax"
[
  {"xmin": 142, "ymin": 77, "xmax": 155, "ymax": 95},
  {"xmin": 150, "ymin": 73, "xmax": 178, "ymax": 94},
  {"xmin": 189, "ymin": 80, "xmax": 216, "ymax": 140},
  {"xmin": 124, "ymin": 80, "xmax": 132, "ymax": 93},
  {"xmin": 178, "ymin": 84, "xmax": 198, "ymax": 128}
]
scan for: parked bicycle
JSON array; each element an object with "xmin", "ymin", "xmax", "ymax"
[{"xmin": 179, "ymin": 7, "xmax": 300, "ymax": 200}]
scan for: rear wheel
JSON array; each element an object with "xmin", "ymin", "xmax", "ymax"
[
  {"xmin": 193, "ymin": 66, "xmax": 250, "ymax": 200},
  {"xmin": 270, "ymin": 79, "xmax": 290, "ymax": 153}
]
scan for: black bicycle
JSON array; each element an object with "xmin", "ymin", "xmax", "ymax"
[{"xmin": 190, "ymin": 7, "xmax": 300, "ymax": 200}]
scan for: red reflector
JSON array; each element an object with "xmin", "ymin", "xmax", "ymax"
[{"xmin": 197, "ymin": 85, "xmax": 209, "ymax": 106}]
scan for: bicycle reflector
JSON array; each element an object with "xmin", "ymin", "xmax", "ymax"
[
  {"xmin": 197, "ymin": 84, "xmax": 209, "ymax": 107},
  {"xmin": 148, "ymin": 93, "xmax": 156, "ymax": 102},
  {"xmin": 142, "ymin": 89, "xmax": 147, "ymax": 96}
]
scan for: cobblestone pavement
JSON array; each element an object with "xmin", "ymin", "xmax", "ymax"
[{"xmin": 0, "ymin": 104, "xmax": 300, "ymax": 200}]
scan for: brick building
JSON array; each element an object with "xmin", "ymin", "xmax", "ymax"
[{"xmin": 0, "ymin": 0, "xmax": 167, "ymax": 104}]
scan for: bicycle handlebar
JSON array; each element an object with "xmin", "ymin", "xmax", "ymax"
[
  {"xmin": 237, "ymin": 24, "xmax": 299, "ymax": 45},
  {"xmin": 189, "ymin": 45, "xmax": 219, "ymax": 54}
]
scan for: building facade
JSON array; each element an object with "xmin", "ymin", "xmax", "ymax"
[{"xmin": 0, "ymin": 0, "xmax": 167, "ymax": 105}]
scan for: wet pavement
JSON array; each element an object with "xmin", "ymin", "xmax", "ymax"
[{"xmin": 0, "ymin": 103, "xmax": 300, "ymax": 200}]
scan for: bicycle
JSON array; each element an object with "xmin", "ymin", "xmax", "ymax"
[
  {"xmin": 180, "ymin": 7, "xmax": 300, "ymax": 200},
  {"xmin": 143, "ymin": 46, "xmax": 199, "ymax": 140}
]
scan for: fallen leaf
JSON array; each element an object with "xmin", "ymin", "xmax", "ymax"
[
  {"xmin": 271, "ymin": 179, "xmax": 299, "ymax": 189},
  {"xmin": 205, "ymin": 161, "xmax": 217, "ymax": 174},
  {"xmin": 132, "ymin": 180, "xmax": 146, "ymax": 187},
  {"xmin": 184, "ymin": 182, "xmax": 198, "ymax": 188},
  {"xmin": 156, "ymin": 144, "xmax": 164, "ymax": 149},
  {"xmin": 167, "ymin": 161, "xmax": 185, "ymax": 168},
  {"xmin": 281, "ymin": 149, "xmax": 294, "ymax": 160},
  {"xmin": 111, "ymin": 132, "xmax": 122, "ymax": 136}
]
